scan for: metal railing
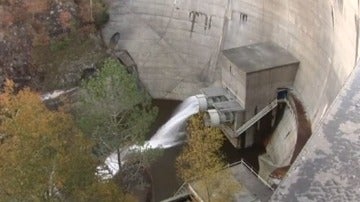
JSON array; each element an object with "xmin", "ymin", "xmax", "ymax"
[
  {"xmin": 173, "ymin": 182, "xmax": 188, "ymax": 196},
  {"xmin": 172, "ymin": 159, "xmax": 274, "ymax": 198},
  {"xmin": 230, "ymin": 159, "xmax": 275, "ymax": 191},
  {"xmin": 234, "ymin": 99, "xmax": 284, "ymax": 137}
]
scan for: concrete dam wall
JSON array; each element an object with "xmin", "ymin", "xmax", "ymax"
[
  {"xmin": 103, "ymin": 0, "xmax": 359, "ymax": 126},
  {"xmin": 103, "ymin": 1, "xmax": 360, "ymax": 200}
]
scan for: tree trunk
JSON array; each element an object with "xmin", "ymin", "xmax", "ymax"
[
  {"xmin": 90, "ymin": 0, "xmax": 94, "ymax": 21},
  {"xmin": 117, "ymin": 148, "xmax": 121, "ymax": 170},
  {"xmin": 206, "ymin": 183, "xmax": 211, "ymax": 202}
]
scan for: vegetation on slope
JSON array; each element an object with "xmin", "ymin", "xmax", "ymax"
[
  {"xmin": 0, "ymin": 1, "xmax": 161, "ymax": 200},
  {"xmin": 0, "ymin": 80, "xmax": 133, "ymax": 201},
  {"xmin": 75, "ymin": 58, "xmax": 159, "ymax": 191},
  {"xmin": 0, "ymin": 0, "xmax": 109, "ymax": 91}
]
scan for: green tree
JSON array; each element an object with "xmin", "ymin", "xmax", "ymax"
[
  {"xmin": 75, "ymin": 58, "xmax": 158, "ymax": 187},
  {"xmin": 0, "ymin": 80, "xmax": 131, "ymax": 201},
  {"xmin": 176, "ymin": 114, "xmax": 239, "ymax": 202}
]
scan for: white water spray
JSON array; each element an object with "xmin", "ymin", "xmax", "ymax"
[
  {"xmin": 147, "ymin": 96, "xmax": 200, "ymax": 148},
  {"xmin": 100, "ymin": 96, "xmax": 200, "ymax": 177},
  {"xmin": 41, "ymin": 87, "xmax": 78, "ymax": 101}
]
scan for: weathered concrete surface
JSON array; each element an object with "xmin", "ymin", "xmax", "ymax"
[
  {"xmin": 103, "ymin": 0, "xmax": 227, "ymax": 99},
  {"xmin": 271, "ymin": 63, "xmax": 360, "ymax": 201},
  {"xmin": 189, "ymin": 162, "xmax": 273, "ymax": 202},
  {"xmin": 223, "ymin": 0, "xmax": 359, "ymax": 127},
  {"xmin": 103, "ymin": 0, "xmax": 359, "ymax": 129},
  {"xmin": 102, "ymin": 2, "xmax": 360, "ymax": 199},
  {"xmin": 258, "ymin": 101, "xmax": 298, "ymax": 186},
  {"xmin": 218, "ymin": 42, "xmax": 299, "ymax": 148},
  {"xmin": 222, "ymin": 42, "xmax": 298, "ymax": 73},
  {"xmin": 230, "ymin": 163, "xmax": 273, "ymax": 201},
  {"xmin": 265, "ymin": 107, "xmax": 297, "ymax": 166},
  {"xmin": 220, "ymin": 42, "xmax": 299, "ymax": 108}
]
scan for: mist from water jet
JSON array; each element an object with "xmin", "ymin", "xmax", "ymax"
[{"xmin": 101, "ymin": 96, "xmax": 200, "ymax": 177}]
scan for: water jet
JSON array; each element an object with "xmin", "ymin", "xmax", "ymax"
[{"xmin": 102, "ymin": 0, "xmax": 360, "ymax": 200}]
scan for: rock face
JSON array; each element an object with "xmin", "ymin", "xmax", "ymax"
[
  {"xmin": 0, "ymin": 0, "xmax": 107, "ymax": 90},
  {"xmin": 102, "ymin": 0, "xmax": 359, "ymax": 127}
]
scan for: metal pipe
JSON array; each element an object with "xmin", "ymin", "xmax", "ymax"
[
  {"xmin": 204, "ymin": 109, "xmax": 234, "ymax": 126},
  {"xmin": 195, "ymin": 94, "xmax": 208, "ymax": 111},
  {"xmin": 205, "ymin": 109, "xmax": 221, "ymax": 126}
]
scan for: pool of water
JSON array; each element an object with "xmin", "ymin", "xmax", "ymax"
[{"xmin": 148, "ymin": 99, "xmax": 183, "ymax": 202}]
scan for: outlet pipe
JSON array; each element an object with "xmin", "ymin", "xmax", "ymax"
[
  {"xmin": 204, "ymin": 109, "xmax": 234, "ymax": 126},
  {"xmin": 195, "ymin": 94, "xmax": 208, "ymax": 111}
]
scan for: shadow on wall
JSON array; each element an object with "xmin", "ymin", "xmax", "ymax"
[{"xmin": 290, "ymin": 95, "xmax": 312, "ymax": 163}]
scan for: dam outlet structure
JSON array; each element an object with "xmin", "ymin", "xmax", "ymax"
[
  {"xmin": 102, "ymin": 0, "xmax": 360, "ymax": 200},
  {"xmin": 195, "ymin": 42, "xmax": 299, "ymax": 149}
]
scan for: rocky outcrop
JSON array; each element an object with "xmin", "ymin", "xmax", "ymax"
[{"xmin": 0, "ymin": 0, "xmax": 108, "ymax": 91}]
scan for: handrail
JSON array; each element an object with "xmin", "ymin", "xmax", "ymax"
[
  {"xmin": 168, "ymin": 159, "xmax": 274, "ymax": 202},
  {"xmin": 238, "ymin": 159, "xmax": 274, "ymax": 191},
  {"xmin": 234, "ymin": 99, "xmax": 278, "ymax": 137},
  {"xmin": 227, "ymin": 159, "xmax": 274, "ymax": 190},
  {"xmin": 173, "ymin": 182, "xmax": 188, "ymax": 196}
]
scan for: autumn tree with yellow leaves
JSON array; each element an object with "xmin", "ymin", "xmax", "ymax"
[
  {"xmin": 0, "ymin": 80, "xmax": 133, "ymax": 201},
  {"xmin": 176, "ymin": 114, "xmax": 239, "ymax": 202}
]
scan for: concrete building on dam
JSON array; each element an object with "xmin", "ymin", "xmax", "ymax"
[{"xmin": 103, "ymin": 0, "xmax": 360, "ymax": 201}]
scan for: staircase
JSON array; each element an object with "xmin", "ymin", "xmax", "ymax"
[{"xmin": 234, "ymin": 99, "xmax": 279, "ymax": 137}]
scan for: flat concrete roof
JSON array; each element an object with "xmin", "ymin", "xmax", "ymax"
[
  {"xmin": 201, "ymin": 86, "xmax": 229, "ymax": 97},
  {"xmin": 222, "ymin": 42, "xmax": 299, "ymax": 73}
]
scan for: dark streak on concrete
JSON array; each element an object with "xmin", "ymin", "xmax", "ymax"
[
  {"xmin": 355, "ymin": 15, "xmax": 359, "ymax": 64},
  {"xmin": 271, "ymin": 63, "xmax": 360, "ymax": 201},
  {"xmin": 331, "ymin": 7, "xmax": 335, "ymax": 30},
  {"xmin": 338, "ymin": 0, "xmax": 344, "ymax": 14},
  {"xmin": 289, "ymin": 95, "xmax": 312, "ymax": 164},
  {"xmin": 240, "ymin": 12, "xmax": 248, "ymax": 23},
  {"xmin": 189, "ymin": 11, "xmax": 212, "ymax": 38}
]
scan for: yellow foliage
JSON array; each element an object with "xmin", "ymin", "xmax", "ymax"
[
  {"xmin": 176, "ymin": 114, "xmax": 240, "ymax": 202},
  {"xmin": 0, "ymin": 79, "xmax": 78, "ymax": 199},
  {"xmin": 176, "ymin": 113, "xmax": 225, "ymax": 182},
  {"xmin": 0, "ymin": 80, "xmax": 127, "ymax": 200},
  {"xmin": 0, "ymin": 79, "xmax": 70, "ymax": 138}
]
